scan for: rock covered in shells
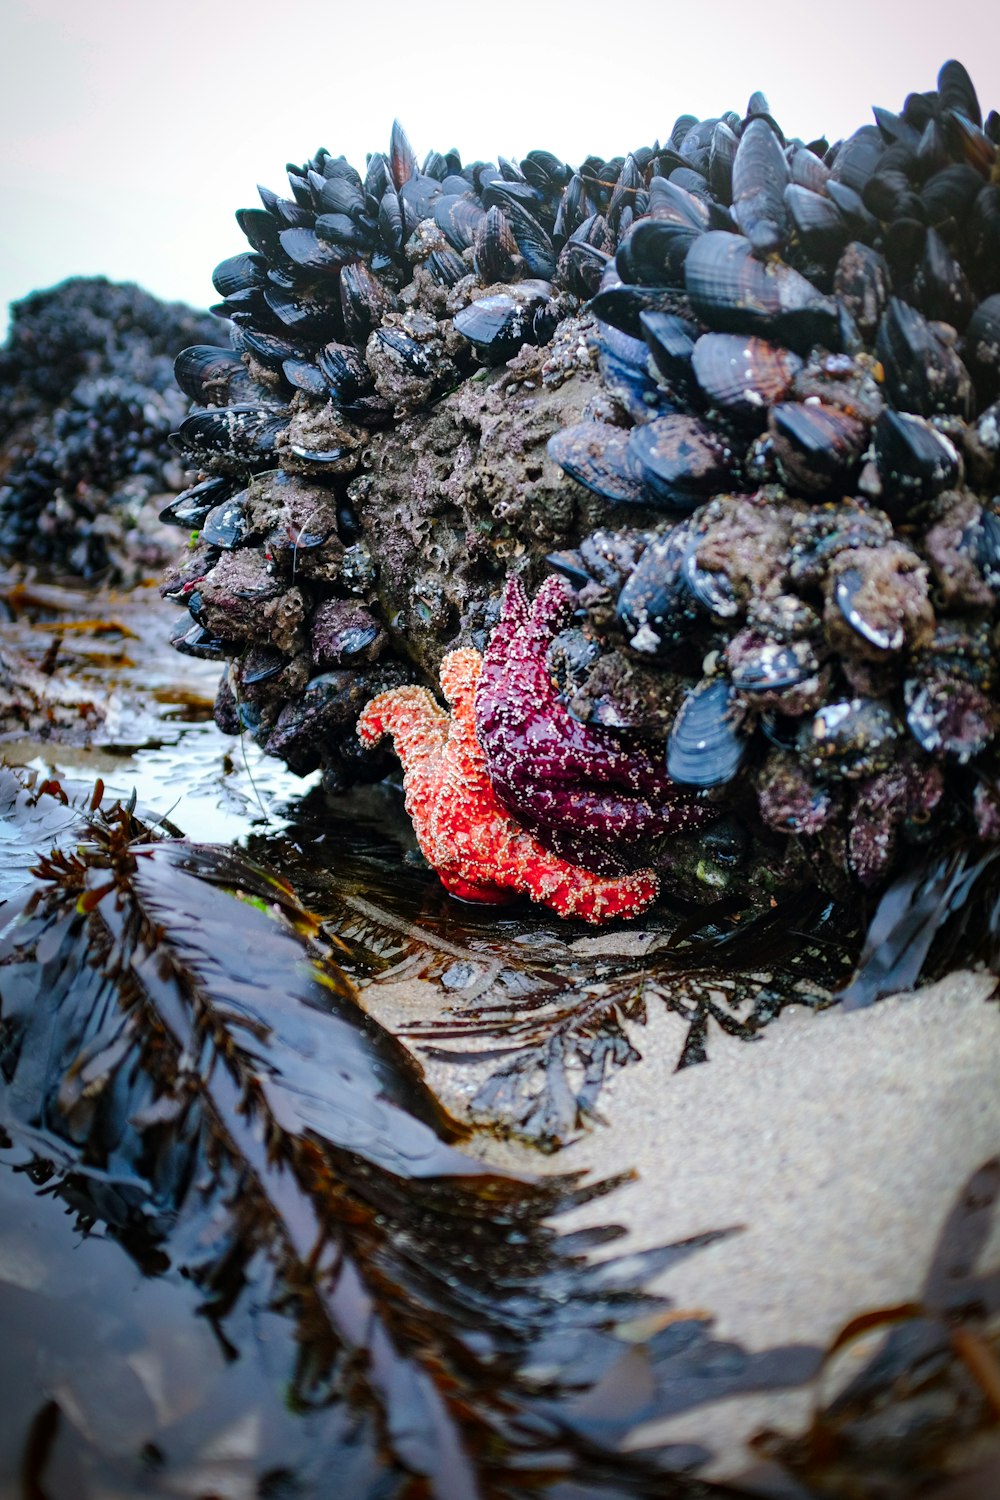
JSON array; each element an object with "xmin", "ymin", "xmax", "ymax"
[
  {"xmin": 164, "ymin": 63, "xmax": 1000, "ymax": 905},
  {"xmin": 162, "ymin": 118, "xmax": 671, "ymax": 788},
  {"xmin": 0, "ymin": 278, "xmax": 225, "ymax": 581}
]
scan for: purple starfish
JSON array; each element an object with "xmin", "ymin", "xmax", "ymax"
[{"xmin": 474, "ymin": 574, "xmax": 714, "ymax": 873}]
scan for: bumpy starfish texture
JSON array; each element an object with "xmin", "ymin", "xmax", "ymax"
[
  {"xmin": 474, "ymin": 574, "xmax": 714, "ymax": 872},
  {"xmin": 357, "ymin": 648, "xmax": 659, "ymax": 923}
]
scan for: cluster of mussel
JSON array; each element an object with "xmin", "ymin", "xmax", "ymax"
[
  {"xmin": 164, "ymin": 61, "xmax": 1000, "ymax": 899},
  {"xmin": 0, "ymin": 279, "xmax": 223, "ymax": 580},
  {"xmin": 544, "ymin": 60, "xmax": 1000, "ymax": 891},
  {"xmin": 162, "ymin": 121, "xmax": 642, "ymax": 787}
]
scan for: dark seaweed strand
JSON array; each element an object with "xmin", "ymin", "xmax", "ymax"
[{"xmin": 1, "ymin": 792, "xmax": 769, "ymax": 1498}]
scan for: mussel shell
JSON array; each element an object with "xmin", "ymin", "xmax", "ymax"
[
  {"xmin": 627, "ymin": 414, "xmax": 732, "ymax": 508},
  {"xmin": 912, "ymin": 227, "xmax": 974, "ymax": 329},
  {"xmin": 558, "ymin": 236, "xmax": 610, "ymax": 299},
  {"xmin": 964, "ymin": 294, "xmax": 1000, "ymax": 407},
  {"xmin": 616, "ymin": 526, "xmax": 701, "ymax": 654},
  {"xmin": 340, "ymin": 262, "xmax": 398, "ymax": 344},
  {"xmin": 314, "ymin": 212, "xmax": 376, "ymax": 253},
  {"xmin": 785, "ymin": 185, "xmax": 850, "ymax": 265},
  {"xmin": 403, "ymin": 173, "xmax": 447, "ymax": 226},
  {"xmin": 616, "ymin": 216, "xmax": 699, "ymax": 288},
  {"xmin": 968, "ymin": 185, "xmax": 1000, "ymax": 292},
  {"xmin": 474, "ymin": 205, "xmax": 519, "ymax": 282},
  {"xmin": 905, "ymin": 670, "xmax": 996, "ymax": 762},
  {"xmin": 211, "ymin": 251, "xmax": 268, "ymax": 298},
  {"xmin": 171, "ymin": 621, "xmax": 235, "ymax": 661},
  {"xmin": 282, "ymin": 358, "xmax": 329, "ymax": 396},
  {"xmin": 278, "ymin": 227, "xmax": 351, "ymax": 274},
  {"xmin": 828, "ymin": 125, "xmax": 884, "ymax": 194},
  {"xmin": 768, "ymin": 401, "xmax": 868, "ymax": 494},
  {"xmin": 839, "ymin": 241, "xmax": 893, "ymax": 342},
  {"xmin": 200, "ymin": 493, "xmax": 251, "ymax": 550},
  {"xmin": 502, "ymin": 199, "xmax": 557, "ymax": 280},
  {"xmin": 727, "ymin": 635, "xmax": 821, "ymax": 693},
  {"xmin": 708, "ymin": 120, "xmax": 739, "ymax": 204},
  {"xmin": 873, "ymin": 408, "xmax": 961, "ymax": 510},
  {"xmin": 209, "ymin": 286, "xmax": 278, "ymax": 329},
  {"xmin": 427, "ymin": 248, "xmax": 467, "ymax": 288},
  {"xmin": 236, "ymin": 207, "xmax": 287, "ymax": 262},
  {"xmin": 377, "ymin": 187, "xmax": 406, "ymax": 256},
  {"xmin": 876, "ymin": 297, "xmax": 974, "ymax": 419},
  {"xmin": 825, "ymin": 182, "xmax": 878, "ymax": 241},
  {"xmin": 177, "ymin": 405, "xmax": 288, "ymax": 465},
  {"xmin": 862, "ymin": 168, "xmax": 925, "ymax": 224},
  {"xmin": 241, "ymin": 647, "xmax": 289, "ymax": 686},
  {"xmin": 312, "ymin": 172, "xmax": 366, "ymax": 220},
  {"xmin": 454, "ymin": 288, "xmax": 547, "ymax": 364},
  {"xmin": 389, "ymin": 119, "xmax": 417, "ymax": 190},
  {"xmin": 941, "ymin": 110, "xmax": 997, "ymax": 177},
  {"xmin": 977, "ymin": 500, "xmax": 1000, "ymax": 591},
  {"xmin": 547, "ymin": 423, "xmax": 650, "ymax": 506},
  {"xmin": 691, "ymin": 333, "xmax": 803, "ymax": 425},
  {"xmin": 591, "ymin": 322, "xmax": 666, "ymax": 423},
  {"xmin": 607, "ymin": 153, "xmax": 644, "ymax": 234},
  {"xmin": 264, "ymin": 284, "xmax": 341, "ymax": 342},
  {"xmin": 316, "ymin": 341, "xmax": 374, "ymax": 403},
  {"xmin": 685, "ymin": 232, "xmax": 840, "ymax": 354},
  {"xmin": 235, "ymin": 328, "xmax": 310, "ymax": 372},
  {"xmin": 648, "ymin": 175, "xmax": 712, "ymax": 229},
  {"xmin": 796, "ymin": 697, "xmax": 900, "ymax": 779},
  {"xmin": 174, "ymin": 346, "xmax": 261, "ymax": 405},
  {"xmin": 589, "ymin": 283, "xmax": 689, "ymax": 341},
  {"xmin": 260, "ymin": 184, "xmax": 314, "ymax": 228},
  {"xmin": 731, "ymin": 116, "xmax": 789, "ymax": 256},
  {"xmin": 433, "ymin": 194, "xmax": 485, "ymax": 251},
  {"xmin": 483, "ymin": 177, "xmax": 548, "ymax": 222},
  {"xmin": 920, "ymin": 163, "xmax": 984, "ymax": 226},
  {"xmin": 681, "ymin": 535, "xmax": 738, "ymax": 617},
  {"xmin": 639, "ymin": 311, "xmax": 700, "ymax": 400},
  {"xmin": 521, "ymin": 149, "xmax": 570, "ymax": 194},
  {"xmin": 667, "ymin": 676, "xmax": 749, "ymax": 788},
  {"xmin": 789, "ymin": 146, "xmax": 830, "ymax": 193},
  {"xmin": 833, "ymin": 565, "xmax": 906, "ymax": 652},
  {"xmin": 159, "ymin": 476, "xmax": 233, "ymax": 529},
  {"xmin": 938, "ymin": 58, "xmax": 982, "ymax": 128}
]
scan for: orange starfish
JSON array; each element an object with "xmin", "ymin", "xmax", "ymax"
[{"xmin": 357, "ymin": 648, "xmax": 660, "ymax": 924}]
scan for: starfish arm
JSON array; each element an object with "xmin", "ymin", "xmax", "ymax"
[
  {"xmin": 506, "ymin": 827, "xmax": 661, "ymax": 924},
  {"xmin": 438, "ymin": 647, "xmax": 484, "ymax": 728},
  {"xmin": 524, "ymin": 573, "xmax": 577, "ymax": 649},
  {"xmin": 357, "ymin": 685, "xmax": 448, "ymax": 841},
  {"xmin": 475, "ymin": 574, "xmax": 713, "ymax": 872}
]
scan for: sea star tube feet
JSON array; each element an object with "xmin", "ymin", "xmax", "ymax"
[
  {"xmin": 474, "ymin": 574, "xmax": 715, "ymax": 873},
  {"xmin": 357, "ymin": 648, "xmax": 660, "ymax": 923}
]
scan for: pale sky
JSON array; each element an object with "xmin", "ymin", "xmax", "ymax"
[{"xmin": 2, "ymin": 0, "xmax": 999, "ymax": 335}]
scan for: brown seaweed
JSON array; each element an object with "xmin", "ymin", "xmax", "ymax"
[
  {"xmin": 755, "ymin": 1158, "xmax": 1000, "ymax": 1496},
  {"xmin": 0, "ymin": 775, "xmax": 823, "ymax": 1496}
]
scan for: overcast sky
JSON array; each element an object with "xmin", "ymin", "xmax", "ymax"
[{"xmin": 2, "ymin": 0, "xmax": 999, "ymax": 336}]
